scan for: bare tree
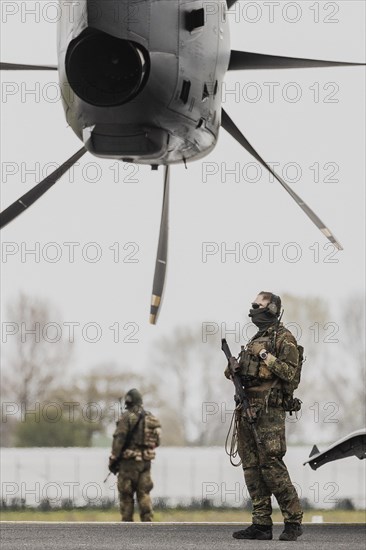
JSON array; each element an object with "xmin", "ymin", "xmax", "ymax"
[
  {"xmin": 151, "ymin": 295, "xmax": 348, "ymax": 447},
  {"xmin": 154, "ymin": 321, "xmax": 310, "ymax": 446},
  {"xmin": 279, "ymin": 293, "xmax": 332, "ymax": 443},
  {"xmin": 320, "ymin": 294, "xmax": 366, "ymax": 438},
  {"xmin": 1, "ymin": 293, "xmax": 73, "ymax": 408},
  {"xmin": 152, "ymin": 326, "xmax": 234, "ymax": 446},
  {"xmin": 48, "ymin": 363, "xmax": 163, "ymax": 446}
]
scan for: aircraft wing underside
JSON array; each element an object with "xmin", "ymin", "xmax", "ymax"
[{"xmin": 303, "ymin": 429, "xmax": 366, "ymax": 470}]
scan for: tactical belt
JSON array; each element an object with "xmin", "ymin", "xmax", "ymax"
[
  {"xmin": 246, "ymin": 379, "xmax": 284, "ymax": 407},
  {"xmin": 246, "ymin": 380, "xmax": 275, "ymax": 395},
  {"xmin": 245, "ymin": 390, "xmax": 268, "ymax": 399}
]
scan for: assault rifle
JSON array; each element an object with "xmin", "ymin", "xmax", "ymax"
[{"xmin": 221, "ymin": 338, "xmax": 261, "ymax": 446}]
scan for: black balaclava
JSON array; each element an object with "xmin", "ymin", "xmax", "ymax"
[{"xmin": 249, "ymin": 305, "xmax": 277, "ymax": 330}]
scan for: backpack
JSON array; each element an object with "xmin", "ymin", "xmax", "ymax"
[{"xmin": 143, "ymin": 413, "xmax": 161, "ymax": 449}]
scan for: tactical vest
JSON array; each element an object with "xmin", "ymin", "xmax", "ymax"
[
  {"xmin": 239, "ymin": 327, "xmax": 305, "ymax": 412},
  {"xmin": 238, "ymin": 334, "xmax": 275, "ymax": 386}
]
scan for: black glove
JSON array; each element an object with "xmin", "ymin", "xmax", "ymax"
[
  {"xmin": 108, "ymin": 456, "xmax": 119, "ymax": 474},
  {"xmin": 225, "ymin": 357, "xmax": 242, "ymax": 379}
]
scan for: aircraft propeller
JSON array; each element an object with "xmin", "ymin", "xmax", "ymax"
[
  {"xmin": 228, "ymin": 51, "xmax": 364, "ymax": 71},
  {"xmin": 221, "ymin": 109, "xmax": 342, "ymax": 250},
  {"xmin": 0, "ymin": 62, "xmax": 57, "ymax": 70},
  {"xmin": 150, "ymin": 166, "xmax": 170, "ymax": 325},
  {"xmin": 0, "ymin": 148, "xmax": 87, "ymax": 229},
  {"xmin": 2, "ymin": 18, "xmax": 365, "ymax": 321}
]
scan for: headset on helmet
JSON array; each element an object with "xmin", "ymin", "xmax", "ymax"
[{"xmin": 268, "ymin": 293, "xmax": 281, "ymax": 316}]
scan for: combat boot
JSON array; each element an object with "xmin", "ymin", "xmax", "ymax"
[
  {"xmin": 279, "ymin": 522, "xmax": 303, "ymax": 541},
  {"xmin": 233, "ymin": 524, "xmax": 273, "ymax": 540}
]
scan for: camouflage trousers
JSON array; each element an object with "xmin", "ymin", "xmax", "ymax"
[
  {"xmin": 236, "ymin": 405, "xmax": 303, "ymax": 526},
  {"xmin": 117, "ymin": 459, "xmax": 153, "ymax": 522}
]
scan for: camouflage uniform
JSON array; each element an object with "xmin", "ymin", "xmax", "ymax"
[
  {"xmin": 112, "ymin": 403, "xmax": 160, "ymax": 522},
  {"xmin": 235, "ymin": 323, "xmax": 303, "ymax": 527}
]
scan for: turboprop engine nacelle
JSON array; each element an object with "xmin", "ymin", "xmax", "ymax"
[
  {"xmin": 65, "ymin": 29, "xmax": 149, "ymax": 107},
  {"xmin": 58, "ymin": 0, "xmax": 231, "ymax": 165}
]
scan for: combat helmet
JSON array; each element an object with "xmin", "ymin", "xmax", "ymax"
[{"xmin": 125, "ymin": 388, "xmax": 143, "ymax": 408}]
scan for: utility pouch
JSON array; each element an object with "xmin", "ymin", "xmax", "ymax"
[
  {"xmin": 122, "ymin": 449, "xmax": 142, "ymax": 461},
  {"xmin": 239, "ymin": 349, "xmax": 260, "ymax": 378},
  {"xmin": 144, "ymin": 413, "xmax": 161, "ymax": 448},
  {"xmin": 268, "ymin": 388, "xmax": 283, "ymax": 408}
]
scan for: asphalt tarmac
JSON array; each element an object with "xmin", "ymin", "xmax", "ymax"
[{"xmin": 1, "ymin": 522, "xmax": 365, "ymax": 549}]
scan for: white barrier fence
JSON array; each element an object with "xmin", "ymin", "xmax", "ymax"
[{"xmin": 1, "ymin": 447, "xmax": 365, "ymax": 509}]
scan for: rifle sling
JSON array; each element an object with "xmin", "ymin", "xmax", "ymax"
[{"xmin": 116, "ymin": 410, "xmax": 145, "ymax": 464}]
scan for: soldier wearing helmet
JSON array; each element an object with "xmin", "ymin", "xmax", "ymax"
[
  {"xmin": 109, "ymin": 388, "xmax": 161, "ymax": 521},
  {"xmin": 225, "ymin": 292, "xmax": 303, "ymax": 541}
]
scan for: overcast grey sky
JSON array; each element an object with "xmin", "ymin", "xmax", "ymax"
[{"xmin": 1, "ymin": 0, "xmax": 365, "ymax": 374}]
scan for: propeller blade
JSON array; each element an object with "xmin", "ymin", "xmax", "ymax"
[
  {"xmin": 0, "ymin": 148, "xmax": 87, "ymax": 229},
  {"xmin": 221, "ymin": 109, "xmax": 343, "ymax": 250},
  {"xmin": 229, "ymin": 50, "xmax": 365, "ymax": 71},
  {"xmin": 150, "ymin": 166, "xmax": 170, "ymax": 325},
  {"xmin": 0, "ymin": 62, "xmax": 57, "ymax": 71}
]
